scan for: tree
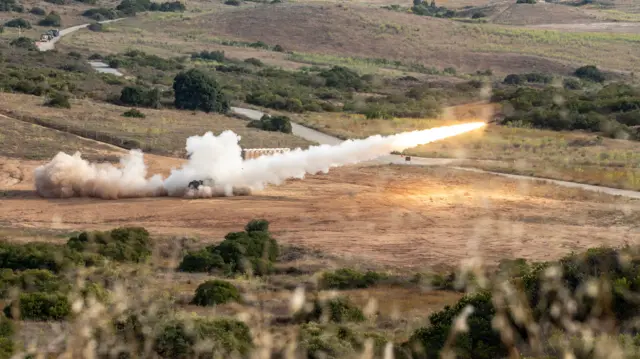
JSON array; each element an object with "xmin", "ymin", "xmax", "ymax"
[
  {"xmin": 38, "ymin": 11, "xmax": 61, "ymax": 26},
  {"xmin": 4, "ymin": 18, "xmax": 30, "ymax": 28},
  {"xmin": 172, "ymin": 68, "xmax": 229, "ymax": 113},
  {"xmin": 574, "ymin": 65, "xmax": 605, "ymax": 83},
  {"xmin": 191, "ymin": 280, "xmax": 241, "ymax": 306}
]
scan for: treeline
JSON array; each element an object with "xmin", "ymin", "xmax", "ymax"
[
  {"xmin": 82, "ymin": 0, "xmax": 185, "ymax": 21},
  {"xmin": 494, "ymin": 66, "xmax": 640, "ymax": 140}
]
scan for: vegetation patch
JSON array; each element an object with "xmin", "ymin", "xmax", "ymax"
[
  {"xmin": 247, "ymin": 114, "xmax": 293, "ymax": 134},
  {"xmin": 67, "ymin": 227, "xmax": 153, "ymax": 263},
  {"xmin": 191, "ymin": 280, "xmax": 241, "ymax": 306},
  {"xmin": 178, "ymin": 219, "xmax": 279, "ymax": 275}
]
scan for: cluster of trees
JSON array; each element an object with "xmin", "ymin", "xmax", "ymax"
[
  {"xmin": 178, "ymin": 219, "xmax": 278, "ymax": 275},
  {"xmin": 494, "ymin": 81, "xmax": 640, "ymax": 139},
  {"xmin": 247, "ymin": 114, "xmax": 293, "ymax": 134},
  {"xmin": 411, "ymin": 0, "xmax": 456, "ymax": 17},
  {"xmin": 0, "ymin": 0, "xmax": 23, "ymax": 12}
]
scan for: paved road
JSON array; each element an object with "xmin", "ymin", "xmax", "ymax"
[{"xmin": 230, "ymin": 107, "xmax": 640, "ymax": 199}]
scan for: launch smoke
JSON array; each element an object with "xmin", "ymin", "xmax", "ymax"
[{"xmin": 34, "ymin": 122, "xmax": 485, "ymax": 199}]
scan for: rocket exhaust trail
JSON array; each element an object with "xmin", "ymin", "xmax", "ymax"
[{"xmin": 34, "ymin": 122, "xmax": 486, "ymax": 199}]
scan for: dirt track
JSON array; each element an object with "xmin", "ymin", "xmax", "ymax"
[{"xmin": 1, "ymin": 155, "xmax": 638, "ymax": 270}]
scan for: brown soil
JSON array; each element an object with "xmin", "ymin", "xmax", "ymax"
[{"xmin": 1, "ymin": 155, "xmax": 637, "ymax": 271}]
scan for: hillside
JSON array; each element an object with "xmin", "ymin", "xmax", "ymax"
[
  {"xmin": 110, "ymin": 2, "xmax": 640, "ymax": 74},
  {"xmin": 489, "ymin": 1, "xmax": 598, "ymax": 25}
]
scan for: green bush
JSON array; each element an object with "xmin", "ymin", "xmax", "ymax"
[
  {"xmin": 81, "ymin": 7, "xmax": 121, "ymax": 20},
  {"xmin": 224, "ymin": 0, "xmax": 241, "ymax": 5},
  {"xmin": 319, "ymin": 66, "xmax": 368, "ymax": 91},
  {"xmin": 321, "ymin": 268, "xmax": 387, "ymax": 290},
  {"xmin": 38, "ymin": 11, "xmax": 61, "ymax": 26},
  {"xmin": 247, "ymin": 114, "xmax": 293, "ymax": 134},
  {"xmin": 44, "ymin": 92, "xmax": 72, "ymax": 109},
  {"xmin": 191, "ymin": 50, "xmax": 224, "ymax": 62},
  {"xmin": 177, "ymin": 219, "xmax": 279, "ymax": 275},
  {"xmin": 191, "ymin": 280, "xmax": 241, "ymax": 306},
  {"xmin": 298, "ymin": 323, "xmax": 389, "ymax": 359},
  {"xmin": 177, "ymin": 249, "xmax": 225, "ymax": 273},
  {"xmin": 0, "ymin": 0, "xmax": 22, "ymax": 11},
  {"xmin": 148, "ymin": 1, "xmax": 185, "ymax": 11},
  {"xmin": 516, "ymin": 0, "xmax": 536, "ymax": 3},
  {"xmin": 245, "ymin": 219, "xmax": 269, "ymax": 232},
  {"xmin": 9, "ymin": 36, "xmax": 36, "ymax": 51},
  {"xmin": 29, "ymin": 7, "xmax": 45, "ymax": 15},
  {"xmin": 575, "ymin": 65, "xmax": 605, "ymax": 83},
  {"xmin": 4, "ymin": 18, "xmax": 30, "ymax": 28},
  {"xmin": 0, "ymin": 269, "xmax": 67, "ymax": 297},
  {"xmin": 4, "ymin": 292, "xmax": 71, "ymax": 321},
  {"xmin": 67, "ymin": 227, "xmax": 152, "ymax": 263},
  {"xmin": 299, "ymin": 297, "xmax": 366, "ymax": 323},
  {"xmin": 406, "ymin": 291, "xmax": 504, "ymax": 359},
  {"xmin": 119, "ymin": 86, "xmax": 161, "ymax": 108},
  {"xmin": 154, "ymin": 318, "xmax": 253, "ymax": 358},
  {"xmin": 122, "ymin": 108, "xmax": 146, "ymax": 118},
  {"xmin": 173, "ymin": 68, "xmax": 229, "ymax": 113},
  {"xmin": 0, "ymin": 242, "xmax": 83, "ymax": 273}
]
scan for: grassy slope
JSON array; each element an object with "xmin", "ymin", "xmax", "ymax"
[
  {"xmin": 118, "ymin": 3, "xmax": 640, "ymax": 74},
  {"xmin": 0, "ymin": 115, "xmax": 120, "ymax": 161},
  {"xmin": 0, "ymin": 93, "xmax": 313, "ymax": 157}
]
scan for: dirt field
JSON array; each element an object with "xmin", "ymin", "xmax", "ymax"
[{"xmin": 1, "ymin": 152, "xmax": 637, "ymax": 270}]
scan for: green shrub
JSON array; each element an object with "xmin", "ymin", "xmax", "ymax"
[
  {"xmin": 67, "ymin": 227, "xmax": 152, "ymax": 263},
  {"xmin": 224, "ymin": 0, "xmax": 241, "ymax": 5},
  {"xmin": 149, "ymin": 1, "xmax": 186, "ymax": 11},
  {"xmin": 154, "ymin": 318, "xmax": 253, "ymax": 358},
  {"xmin": 319, "ymin": 66, "xmax": 367, "ymax": 91},
  {"xmin": 406, "ymin": 291, "xmax": 504, "ymax": 359},
  {"xmin": 177, "ymin": 249, "xmax": 225, "ymax": 273},
  {"xmin": 177, "ymin": 219, "xmax": 279, "ymax": 275},
  {"xmin": 516, "ymin": 0, "xmax": 536, "ymax": 3},
  {"xmin": 0, "ymin": 242, "xmax": 82, "ymax": 273},
  {"xmin": 88, "ymin": 53, "xmax": 103, "ymax": 60},
  {"xmin": 119, "ymin": 86, "xmax": 161, "ymax": 108},
  {"xmin": 38, "ymin": 11, "xmax": 61, "ymax": 26},
  {"xmin": 81, "ymin": 7, "xmax": 121, "ymax": 20},
  {"xmin": 563, "ymin": 77, "xmax": 582, "ymax": 90},
  {"xmin": 122, "ymin": 108, "xmax": 146, "ymax": 118},
  {"xmin": 0, "ymin": 0, "xmax": 23, "ymax": 11},
  {"xmin": 44, "ymin": 0, "xmax": 66, "ymax": 4},
  {"xmin": 247, "ymin": 114, "xmax": 293, "ymax": 134},
  {"xmin": 44, "ymin": 92, "xmax": 71, "ymax": 109},
  {"xmin": 191, "ymin": 50, "xmax": 224, "ymax": 62},
  {"xmin": 321, "ymin": 268, "xmax": 387, "ymax": 290},
  {"xmin": 4, "ymin": 292, "xmax": 71, "ymax": 321},
  {"xmin": 575, "ymin": 65, "xmax": 605, "ymax": 83},
  {"xmin": 173, "ymin": 68, "xmax": 229, "ymax": 113},
  {"xmin": 300, "ymin": 297, "xmax": 366, "ymax": 323},
  {"xmin": 9, "ymin": 36, "xmax": 36, "ymax": 51},
  {"xmin": 4, "ymin": 18, "xmax": 30, "ymax": 28},
  {"xmin": 245, "ymin": 219, "xmax": 269, "ymax": 232},
  {"xmin": 191, "ymin": 280, "xmax": 241, "ymax": 306},
  {"xmin": 29, "ymin": 7, "xmax": 45, "ymax": 15},
  {"xmin": 298, "ymin": 323, "xmax": 389, "ymax": 359},
  {"xmin": 0, "ymin": 269, "xmax": 67, "ymax": 297}
]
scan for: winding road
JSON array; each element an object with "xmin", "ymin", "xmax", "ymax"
[{"xmin": 31, "ymin": 21, "xmax": 640, "ymax": 200}]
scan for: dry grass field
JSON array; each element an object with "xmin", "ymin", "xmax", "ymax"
[{"xmin": 0, "ymin": 93, "xmax": 313, "ymax": 157}]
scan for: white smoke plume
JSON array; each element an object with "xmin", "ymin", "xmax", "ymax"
[{"xmin": 34, "ymin": 122, "xmax": 485, "ymax": 199}]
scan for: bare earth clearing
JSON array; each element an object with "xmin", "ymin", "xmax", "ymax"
[{"xmin": 1, "ymin": 153, "xmax": 638, "ymax": 270}]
